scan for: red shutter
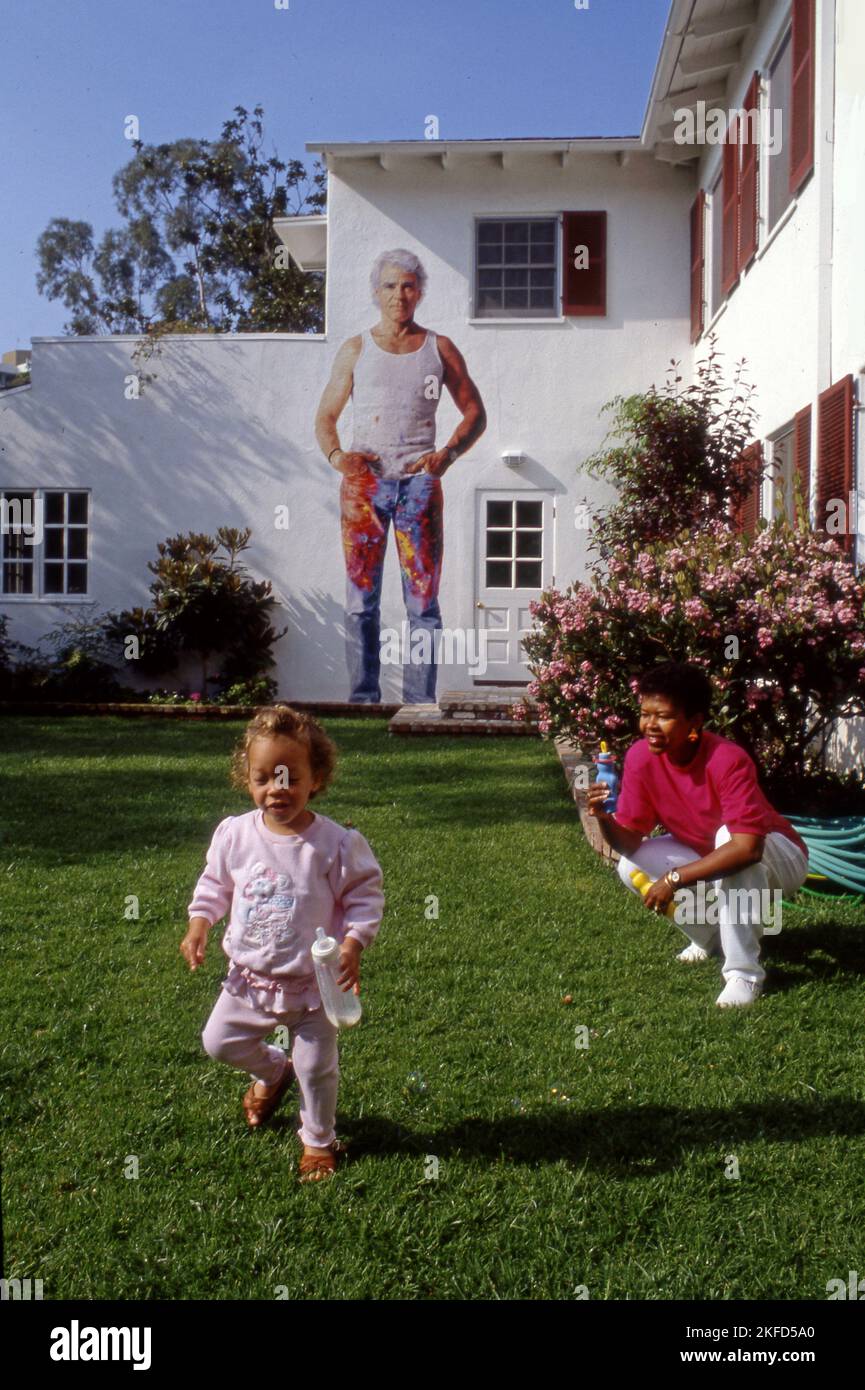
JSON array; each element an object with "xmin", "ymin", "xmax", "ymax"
[
  {"xmin": 721, "ymin": 114, "xmax": 740, "ymax": 295},
  {"xmin": 562, "ymin": 211, "xmax": 606, "ymax": 316},
  {"xmin": 793, "ymin": 404, "xmax": 812, "ymax": 523},
  {"xmin": 689, "ymin": 191, "xmax": 705, "ymax": 343},
  {"xmin": 817, "ymin": 375, "xmax": 855, "ymax": 555},
  {"xmin": 738, "ymin": 73, "xmax": 760, "ymax": 270},
  {"xmin": 731, "ymin": 441, "xmax": 763, "ymax": 533},
  {"xmin": 790, "ymin": 0, "xmax": 816, "ymax": 194}
]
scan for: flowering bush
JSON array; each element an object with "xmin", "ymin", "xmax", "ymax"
[
  {"xmin": 518, "ymin": 518, "xmax": 865, "ymax": 797},
  {"xmin": 583, "ymin": 336, "xmax": 760, "ymax": 559}
]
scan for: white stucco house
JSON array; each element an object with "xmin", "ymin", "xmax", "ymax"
[{"xmin": 0, "ymin": 0, "xmax": 862, "ymax": 709}]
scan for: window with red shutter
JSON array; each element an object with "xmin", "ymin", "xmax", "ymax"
[
  {"xmin": 790, "ymin": 0, "xmax": 815, "ymax": 195},
  {"xmin": 738, "ymin": 73, "xmax": 760, "ymax": 269},
  {"xmin": 793, "ymin": 404, "xmax": 812, "ymax": 524},
  {"xmin": 690, "ymin": 191, "xmax": 705, "ymax": 343},
  {"xmin": 817, "ymin": 376, "xmax": 855, "ymax": 554},
  {"xmin": 731, "ymin": 442, "xmax": 763, "ymax": 533},
  {"xmin": 721, "ymin": 115, "xmax": 740, "ymax": 296},
  {"xmin": 562, "ymin": 211, "xmax": 606, "ymax": 317}
]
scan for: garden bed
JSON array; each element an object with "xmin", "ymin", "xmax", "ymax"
[{"xmin": 0, "ymin": 699, "xmax": 402, "ymax": 719}]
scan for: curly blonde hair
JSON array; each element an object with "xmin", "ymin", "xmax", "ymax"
[{"xmin": 229, "ymin": 705, "xmax": 337, "ymax": 798}]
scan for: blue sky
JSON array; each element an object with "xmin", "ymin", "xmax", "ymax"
[{"xmin": 0, "ymin": 0, "xmax": 671, "ymax": 351}]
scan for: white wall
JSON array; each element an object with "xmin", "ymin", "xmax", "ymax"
[
  {"xmin": 832, "ymin": 0, "xmax": 865, "ymax": 386},
  {"xmin": 693, "ymin": 0, "xmax": 824, "ymax": 437},
  {"xmin": 1, "ymin": 150, "xmax": 695, "ymax": 701},
  {"xmin": 323, "ymin": 148, "xmax": 693, "ymax": 690},
  {"xmin": 0, "ymin": 335, "xmax": 354, "ymax": 700}
]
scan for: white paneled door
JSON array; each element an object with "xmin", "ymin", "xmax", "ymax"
[{"xmin": 474, "ymin": 490, "xmax": 556, "ymax": 683}]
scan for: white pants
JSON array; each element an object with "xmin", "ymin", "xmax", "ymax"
[{"xmin": 616, "ymin": 826, "xmax": 809, "ymax": 984}]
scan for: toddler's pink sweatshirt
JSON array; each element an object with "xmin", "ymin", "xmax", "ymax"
[{"xmin": 188, "ymin": 809, "xmax": 384, "ymax": 983}]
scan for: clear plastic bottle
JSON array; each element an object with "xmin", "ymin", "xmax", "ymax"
[{"xmin": 311, "ymin": 927, "xmax": 362, "ymax": 1029}]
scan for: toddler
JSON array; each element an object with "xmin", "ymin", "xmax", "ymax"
[{"xmin": 181, "ymin": 705, "xmax": 384, "ymax": 1181}]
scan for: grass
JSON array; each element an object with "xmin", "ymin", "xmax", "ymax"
[{"xmin": 1, "ymin": 715, "xmax": 864, "ymax": 1301}]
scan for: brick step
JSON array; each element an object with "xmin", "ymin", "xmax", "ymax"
[{"xmin": 437, "ymin": 689, "xmax": 537, "ymax": 720}]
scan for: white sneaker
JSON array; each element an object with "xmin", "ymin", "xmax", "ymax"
[
  {"xmin": 716, "ymin": 977, "xmax": 763, "ymax": 1008},
  {"xmin": 676, "ymin": 943, "xmax": 711, "ymax": 963}
]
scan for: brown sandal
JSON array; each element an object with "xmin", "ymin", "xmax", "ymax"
[
  {"xmin": 298, "ymin": 1140, "xmax": 346, "ymax": 1183},
  {"xmin": 242, "ymin": 1056, "xmax": 294, "ymax": 1129}
]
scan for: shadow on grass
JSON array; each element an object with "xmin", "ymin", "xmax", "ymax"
[
  {"xmin": 333, "ymin": 1099, "xmax": 865, "ymax": 1178},
  {"xmin": 764, "ymin": 921, "xmax": 865, "ymax": 991}
]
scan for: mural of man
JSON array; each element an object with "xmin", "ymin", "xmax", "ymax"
[{"xmin": 315, "ymin": 250, "xmax": 486, "ymax": 703}]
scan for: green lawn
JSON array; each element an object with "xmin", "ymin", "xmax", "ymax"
[{"xmin": 2, "ymin": 715, "xmax": 864, "ymax": 1301}]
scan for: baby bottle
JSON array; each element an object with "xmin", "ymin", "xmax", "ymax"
[
  {"xmin": 312, "ymin": 927, "xmax": 362, "ymax": 1029},
  {"xmin": 593, "ymin": 740, "xmax": 620, "ymax": 813},
  {"xmin": 630, "ymin": 869, "xmax": 677, "ymax": 919}
]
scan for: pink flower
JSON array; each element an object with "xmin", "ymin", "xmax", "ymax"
[{"xmin": 189, "ymin": 692, "xmax": 202, "ymax": 702}]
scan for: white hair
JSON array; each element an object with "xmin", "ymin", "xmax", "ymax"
[{"xmin": 369, "ymin": 249, "xmax": 427, "ymax": 304}]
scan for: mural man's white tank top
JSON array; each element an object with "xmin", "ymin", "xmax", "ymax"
[{"xmin": 350, "ymin": 329, "xmax": 445, "ymax": 481}]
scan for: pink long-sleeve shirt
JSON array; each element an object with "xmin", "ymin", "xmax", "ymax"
[{"xmin": 188, "ymin": 809, "xmax": 385, "ymax": 985}]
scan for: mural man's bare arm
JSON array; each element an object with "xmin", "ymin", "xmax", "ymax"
[{"xmin": 314, "ymin": 336, "xmax": 381, "ymax": 478}]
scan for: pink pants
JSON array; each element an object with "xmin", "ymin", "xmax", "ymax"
[{"xmin": 201, "ymin": 986, "xmax": 339, "ymax": 1148}]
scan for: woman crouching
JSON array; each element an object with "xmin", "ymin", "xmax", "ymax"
[{"xmin": 586, "ymin": 662, "xmax": 809, "ymax": 1008}]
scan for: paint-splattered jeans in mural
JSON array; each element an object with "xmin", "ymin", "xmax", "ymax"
[{"xmin": 340, "ymin": 468, "xmax": 444, "ymax": 703}]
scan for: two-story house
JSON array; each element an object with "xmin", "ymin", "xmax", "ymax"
[{"xmin": 0, "ymin": 0, "xmax": 861, "ymax": 710}]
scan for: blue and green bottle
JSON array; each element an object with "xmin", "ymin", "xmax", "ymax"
[{"xmin": 593, "ymin": 740, "xmax": 619, "ymax": 813}]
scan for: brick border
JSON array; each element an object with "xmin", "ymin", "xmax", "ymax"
[
  {"xmin": 553, "ymin": 737, "xmax": 620, "ymax": 867},
  {"xmin": 0, "ymin": 700, "xmax": 401, "ymax": 720}
]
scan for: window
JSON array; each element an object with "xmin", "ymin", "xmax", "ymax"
[
  {"xmin": 709, "ymin": 172, "xmax": 724, "ymax": 320},
  {"xmin": 689, "ymin": 191, "xmax": 705, "ymax": 343},
  {"xmin": 1, "ymin": 489, "xmax": 90, "ymax": 597},
  {"xmin": 730, "ymin": 442, "xmax": 764, "ymax": 534},
  {"xmin": 769, "ymin": 427, "xmax": 796, "ymax": 523},
  {"xmin": 475, "ymin": 218, "xmax": 558, "ymax": 318},
  {"xmin": 738, "ymin": 72, "xmax": 761, "ymax": 269},
  {"xmin": 817, "ymin": 376, "xmax": 855, "ymax": 555},
  {"xmin": 793, "ymin": 405, "xmax": 812, "ymax": 524},
  {"xmin": 484, "ymin": 498, "xmax": 544, "ymax": 588},
  {"xmin": 721, "ymin": 113, "xmax": 740, "ymax": 296},
  {"xmin": 789, "ymin": 0, "xmax": 816, "ymax": 195},
  {"xmin": 767, "ymin": 27, "xmax": 793, "ymax": 231}
]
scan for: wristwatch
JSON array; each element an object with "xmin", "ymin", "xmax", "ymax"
[
  {"xmin": 666, "ymin": 869, "xmax": 682, "ymax": 887},
  {"xmin": 446, "ymin": 447, "xmax": 459, "ymax": 465}
]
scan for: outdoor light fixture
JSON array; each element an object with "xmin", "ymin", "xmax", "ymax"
[{"xmin": 501, "ymin": 450, "xmax": 525, "ymax": 468}]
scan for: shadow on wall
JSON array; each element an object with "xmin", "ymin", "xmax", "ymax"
[
  {"xmin": 272, "ymin": 584, "xmax": 347, "ymax": 699},
  {"xmin": 1, "ymin": 339, "xmax": 356, "ymax": 697}
]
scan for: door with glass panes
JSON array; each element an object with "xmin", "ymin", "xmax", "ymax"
[{"xmin": 474, "ymin": 491, "xmax": 555, "ymax": 683}]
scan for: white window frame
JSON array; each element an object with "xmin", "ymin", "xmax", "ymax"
[
  {"xmin": 481, "ymin": 494, "xmax": 546, "ymax": 591},
  {"xmin": 471, "ymin": 214, "xmax": 564, "ymax": 322},
  {"xmin": 763, "ymin": 17, "xmax": 794, "ymax": 243},
  {"xmin": 706, "ymin": 169, "xmax": 725, "ymax": 326},
  {"xmin": 1, "ymin": 487, "xmax": 91, "ymax": 602},
  {"xmin": 766, "ymin": 423, "xmax": 797, "ymax": 525}
]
